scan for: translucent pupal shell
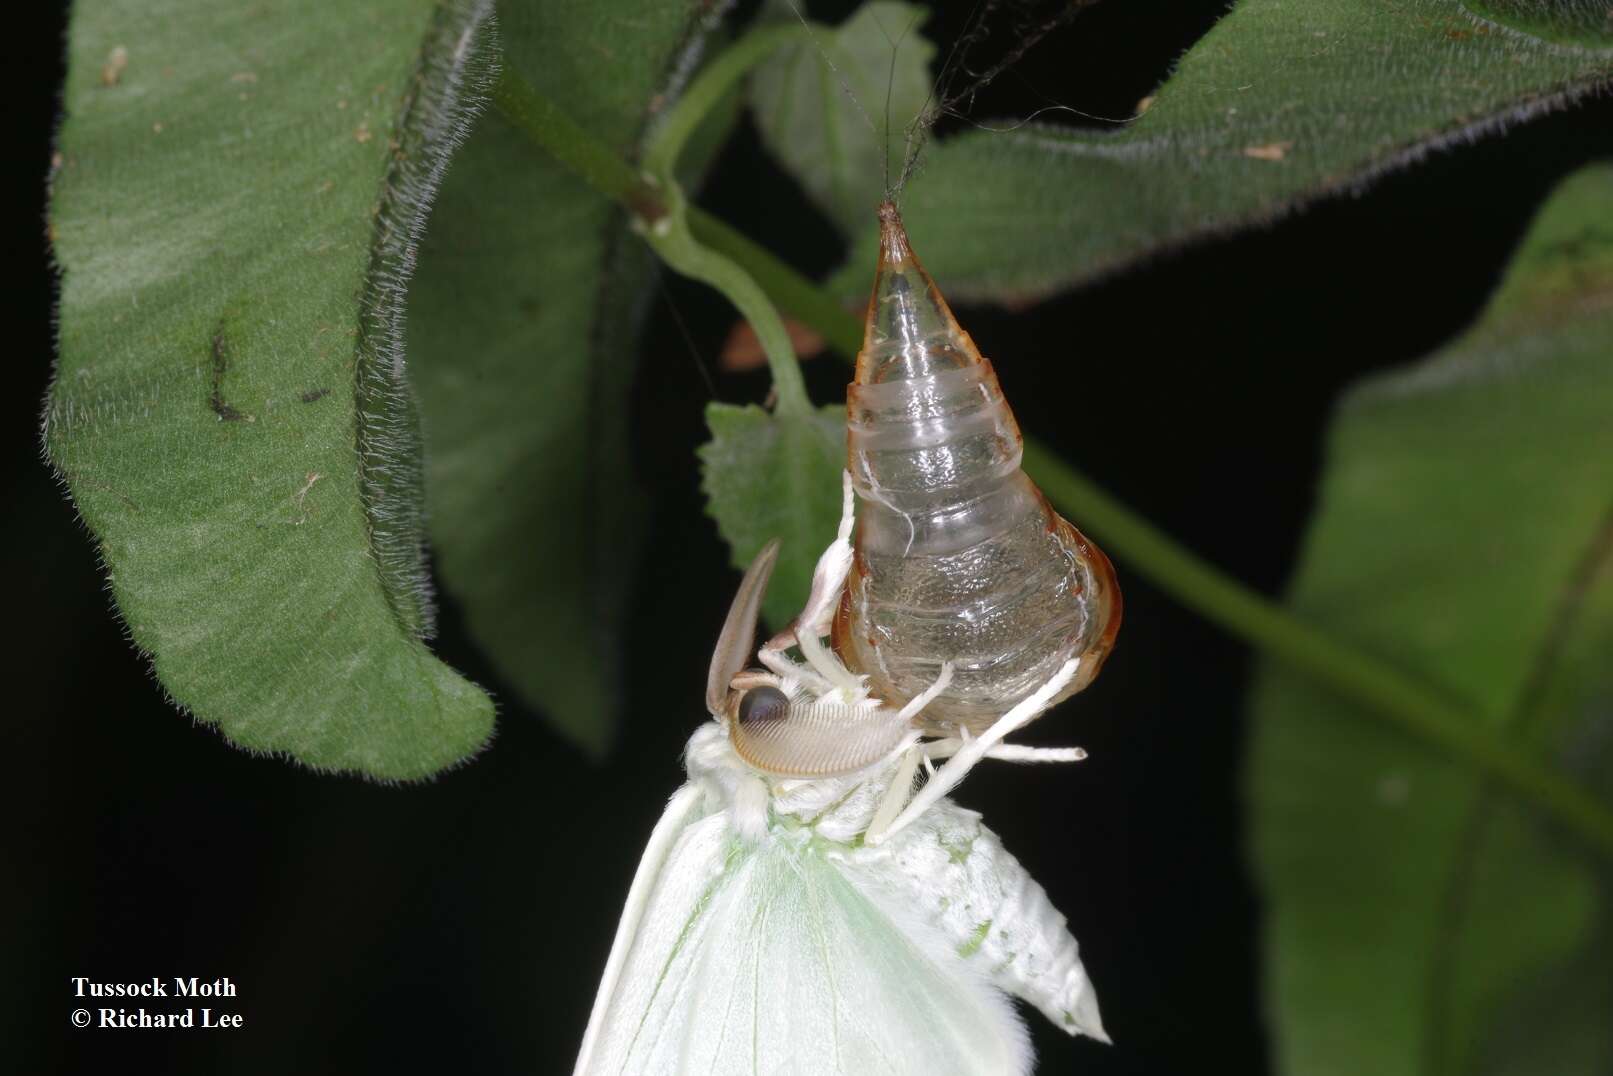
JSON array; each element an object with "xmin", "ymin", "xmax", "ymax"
[{"xmin": 833, "ymin": 204, "xmax": 1121, "ymax": 735}]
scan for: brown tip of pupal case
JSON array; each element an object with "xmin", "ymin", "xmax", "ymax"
[
  {"xmin": 856, "ymin": 203, "xmax": 976, "ymax": 385},
  {"xmin": 876, "ymin": 200, "xmax": 911, "ymax": 262}
]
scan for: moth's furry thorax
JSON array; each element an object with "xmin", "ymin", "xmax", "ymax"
[{"xmin": 683, "ymin": 721, "xmax": 906, "ymax": 845}]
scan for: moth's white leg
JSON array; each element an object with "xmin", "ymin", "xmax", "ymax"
[
  {"xmin": 985, "ymin": 744, "xmax": 1088, "ymax": 763},
  {"xmin": 838, "ymin": 468, "xmax": 854, "ymax": 529},
  {"xmin": 860, "ymin": 662, "xmax": 955, "ymax": 839},
  {"xmin": 760, "ymin": 472, "xmax": 865, "ymax": 695},
  {"xmin": 868, "ymin": 659, "xmax": 1080, "ymax": 845},
  {"xmin": 795, "ymin": 470, "xmax": 857, "ymax": 640},
  {"xmin": 798, "ymin": 625, "xmax": 864, "ymax": 695},
  {"xmin": 756, "ymin": 643, "xmax": 836, "ymax": 696},
  {"xmin": 925, "ymin": 739, "xmax": 1088, "ymax": 764},
  {"xmin": 866, "ymin": 743, "xmax": 924, "ymax": 840},
  {"xmin": 895, "ymin": 661, "xmax": 954, "ymax": 722}
]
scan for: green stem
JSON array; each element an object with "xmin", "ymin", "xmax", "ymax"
[
  {"xmin": 637, "ymin": 184, "xmax": 813, "ymax": 418},
  {"xmin": 643, "ymin": 23, "xmax": 811, "ymax": 178},
  {"xmin": 493, "ymin": 71, "xmax": 1613, "ymax": 860},
  {"xmin": 632, "ymin": 22, "xmax": 825, "ymax": 416},
  {"xmin": 688, "ymin": 210, "xmax": 864, "ymax": 357},
  {"xmin": 492, "ymin": 69, "xmax": 665, "ymax": 223},
  {"xmin": 1020, "ymin": 442, "xmax": 1613, "ymax": 857},
  {"xmin": 633, "ymin": 23, "xmax": 821, "ymax": 419}
]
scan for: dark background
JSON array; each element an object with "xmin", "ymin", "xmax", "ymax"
[{"xmin": 11, "ymin": 1, "xmax": 1612, "ymax": 1073}]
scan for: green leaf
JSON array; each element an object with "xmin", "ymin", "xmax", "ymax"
[
  {"xmin": 749, "ymin": 1, "xmax": 936, "ymax": 234},
  {"xmin": 407, "ymin": 2, "xmax": 726, "ymax": 757},
  {"xmin": 699, "ymin": 403, "xmax": 846, "ymax": 629},
  {"xmin": 1247, "ymin": 165, "xmax": 1613, "ymax": 1076},
  {"xmin": 826, "ymin": 0, "xmax": 1613, "ymax": 303},
  {"xmin": 44, "ymin": 0, "xmax": 497, "ymax": 778}
]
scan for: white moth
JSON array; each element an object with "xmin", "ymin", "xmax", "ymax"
[{"xmin": 573, "ymin": 478, "xmax": 1108, "ymax": 1075}]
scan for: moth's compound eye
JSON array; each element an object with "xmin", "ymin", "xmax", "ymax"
[{"xmin": 737, "ymin": 686, "xmax": 790, "ymax": 725}]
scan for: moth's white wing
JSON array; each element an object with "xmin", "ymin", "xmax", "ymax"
[
  {"xmin": 574, "ymin": 783, "xmax": 713, "ymax": 1074},
  {"xmin": 680, "ymin": 841, "xmax": 1030, "ymax": 1075},
  {"xmin": 578, "ymin": 813, "xmax": 1031, "ymax": 1075},
  {"xmin": 836, "ymin": 800, "xmax": 1108, "ymax": 1043}
]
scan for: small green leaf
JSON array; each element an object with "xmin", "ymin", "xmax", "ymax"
[
  {"xmin": 750, "ymin": 1, "xmax": 936, "ymax": 234},
  {"xmin": 827, "ymin": 0, "xmax": 1613, "ymax": 303},
  {"xmin": 408, "ymin": 1, "xmax": 728, "ymax": 757},
  {"xmin": 699, "ymin": 403, "xmax": 846, "ymax": 629},
  {"xmin": 44, "ymin": 0, "xmax": 497, "ymax": 778},
  {"xmin": 1248, "ymin": 165, "xmax": 1613, "ymax": 1076}
]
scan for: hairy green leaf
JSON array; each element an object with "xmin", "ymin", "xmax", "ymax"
[
  {"xmin": 699, "ymin": 403, "xmax": 846, "ymax": 629},
  {"xmin": 407, "ymin": 2, "xmax": 726, "ymax": 757},
  {"xmin": 1248, "ymin": 165, "xmax": 1613, "ymax": 1076},
  {"xmin": 750, "ymin": 1, "xmax": 936, "ymax": 234},
  {"xmin": 44, "ymin": 0, "xmax": 497, "ymax": 778},
  {"xmin": 825, "ymin": 0, "xmax": 1613, "ymax": 303}
]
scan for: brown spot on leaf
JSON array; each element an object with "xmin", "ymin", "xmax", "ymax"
[
  {"xmin": 100, "ymin": 46, "xmax": 128, "ymax": 87},
  {"xmin": 1242, "ymin": 140, "xmax": 1294, "ymax": 161}
]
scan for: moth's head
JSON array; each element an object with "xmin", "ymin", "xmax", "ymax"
[{"xmin": 706, "ymin": 540, "xmax": 912, "ymax": 780}]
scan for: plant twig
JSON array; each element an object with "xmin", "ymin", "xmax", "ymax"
[
  {"xmin": 642, "ymin": 23, "xmax": 810, "ymax": 179},
  {"xmin": 636, "ymin": 24, "xmax": 820, "ymax": 419},
  {"xmin": 687, "ymin": 211, "xmax": 864, "ymax": 357},
  {"xmin": 493, "ymin": 69, "xmax": 666, "ymax": 223},
  {"xmin": 636, "ymin": 183, "xmax": 813, "ymax": 418}
]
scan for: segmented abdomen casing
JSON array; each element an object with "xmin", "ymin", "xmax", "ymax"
[{"xmin": 832, "ymin": 205, "xmax": 1120, "ymax": 735}]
